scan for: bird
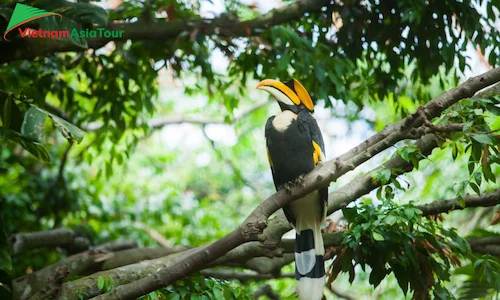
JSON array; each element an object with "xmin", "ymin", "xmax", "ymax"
[{"xmin": 257, "ymin": 78, "xmax": 327, "ymax": 300}]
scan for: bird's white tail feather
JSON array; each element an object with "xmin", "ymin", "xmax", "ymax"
[
  {"xmin": 298, "ymin": 277, "xmax": 325, "ymax": 300},
  {"xmin": 292, "ymin": 192, "xmax": 325, "ymax": 300}
]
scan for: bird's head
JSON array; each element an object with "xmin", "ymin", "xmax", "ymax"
[{"xmin": 256, "ymin": 78, "xmax": 314, "ymax": 114}]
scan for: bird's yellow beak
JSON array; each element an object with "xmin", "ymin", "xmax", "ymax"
[{"xmin": 256, "ymin": 79, "xmax": 314, "ymax": 111}]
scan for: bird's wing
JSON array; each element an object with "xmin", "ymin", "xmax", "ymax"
[
  {"xmin": 297, "ymin": 111, "xmax": 328, "ymax": 218},
  {"xmin": 265, "ymin": 116, "xmax": 279, "ymax": 189},
  {"xmin": 297, "ymin": 111, "xmax": 325, "ymax": 165}
]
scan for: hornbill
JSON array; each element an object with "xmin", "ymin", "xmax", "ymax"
[{"xmin": 257, "ymin": 79, "xmax": 326, "ymax": 300}]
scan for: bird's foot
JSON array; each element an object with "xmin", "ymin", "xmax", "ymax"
[
  {"xmin": 283, "ymin": 182, "xmax": 293, "ymax": 194},
  {"xmin": 294, "ymin": 175, "xmax": 306, "ymax": 188}
]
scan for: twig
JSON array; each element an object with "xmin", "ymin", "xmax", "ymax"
[{"xmin": 133, "ymin": 222, "xmax": 172, "ymax": 247}]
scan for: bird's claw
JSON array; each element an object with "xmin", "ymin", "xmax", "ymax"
[
  {"xmin": 283, "ymin": 182, "xmax": 293, "ymax": 194},
  {"xmin": 294, "ymin": 175, "xmax": 305, "ymax": 188}
]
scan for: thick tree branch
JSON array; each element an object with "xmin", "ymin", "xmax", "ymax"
[
  {"xmin": 9, "ymin": 228, "xmax": 77, "ymax": 256},
  {"xmin": 0, "ymin": 0, "xmax": 330, "ymax": 63},
  {"xmin": 467, "ymin": 238, "xmax": 500, "ymax": 256},
  {"xmin": 15, "ymin": 250, "xmax": 108, "ymax": 300},
  {"xmin": 469, "ymin": 244, "xmax": 500, "ymax": 256},
  {"xmin": 92, "ymin": 67, "xmax": 500, "ymax": 300},
  {"xmin": 17, "ymin": 246, "xmax": 188, "ymax": 300},
  {"xmin": 419, "ymin": 189, "xmax": 500, "ymax": 216},
  {"xmin": 467, "ymin": 237, "xmax": 500, "ymax": 247}
]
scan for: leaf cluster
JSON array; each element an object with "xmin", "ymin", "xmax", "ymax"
[
  {"xmin": 329, "ymin": 201, "xmax": 470, "ymax": 299},
  {"xmin": 0, "ymin": 92, "xmax": 84, "ymax": 162},
  {"xmin": 139, "ymin": 275, "xmax": 252, "ymax": 300}
]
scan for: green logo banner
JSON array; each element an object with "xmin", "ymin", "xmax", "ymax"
[{"xmin": 3, "ymin": 3, "xmax": 61, "ymax": 40}]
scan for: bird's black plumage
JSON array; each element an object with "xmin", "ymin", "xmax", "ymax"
[{"xmin": 265, "ymin": 110, "xmax": 327, "ymax": 226}]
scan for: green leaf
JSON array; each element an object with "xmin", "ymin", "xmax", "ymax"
[
  {"xmin": 485, "ymin": 104, "xmax": 500, "ymax": 116},
  {"xmin": 97, "ymin": 276, "xmax": 104, "ymax": 290},
  {"xmin": 462, "ymin": 121, "xmax": 473, "ymax": 132},
  {"xmin": 379, "ymin": 169, "xmax": 391, "ymax": 184},
  {"xmin": 470, "ymin": 182, "xmax": 480, "ymax": 195},
  {"xmin": 21, "ymin": 107, "xmax": 47, "ymax": 143},
  {"xmin": 471, "ymin": 141, "xmax": 482, "ymax": 161},
  {"xmin": 372, "ymin": 231, "xmax": 385, "ymax": 241},
  {"xmin": 459, "ymin": 195, "xmax": 466, "ymax": 208},
  {"xmin": 342, "ymin": 207, "xmax": 358, "ymax": 222},
  {"xmin": 404, "ymin": 207, "xmax": 416, "ymax": 219},
  {"xmin": 104, "ymin": 277, "xmax": 112, "ymax": 291},
  {"xmin": 471, "ymin": 134, "xmax": 493, "ymax": 145},
  {"xmin": 483, "ymin": 164, "xmax": 496, "ymax": 183},
  {"xmin": 213, "ymin": 288, "xmax": 223, "ymax": 299},
  {"xmin": 385, "ymin": 215, "xmax": 399, "ymax": 226},
  {"xmin": 33, "ymin": 107, "xmax": 85, "ymax": 144},
  {"xmin": 0, "ymin": 128, "xmax": 50, "ymax": 162}
]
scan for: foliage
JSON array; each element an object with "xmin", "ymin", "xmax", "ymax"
[
  {"xmin": 0, "ymin": 92, "xmax": 84, "ymax": 162},
  {"xmin": 455, "ymin": 255, "xmax": 500, "ymax": 299},
  {"xmin": 329, "ymin": 201, "xmax": 470, "ymax": 299},
  {"xmin": 138, "ymin": 275, "xmax": 253, "ymax": 300}
]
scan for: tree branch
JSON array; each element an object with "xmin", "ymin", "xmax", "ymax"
[
  {"xmin": 467, "ymin": 238, "xmax": 500, "ymax": 257},
  {"xmin": 419, "ymin": 189, "xmax": 500, "ymax": 216},
  {"xmin": 9, "ymin": 228, "xmax": 77, "ymax": 256},
  {"xmin": 16, "ymin": 246, "xmax": 188, "ymax": 300},
  {"xmin": 95, "ymin": 240, "xmax": 138, "ymax": 252},
  {"xmin": 0, "ymin": 0, "xmax": 330, "ymax": 63},
  {"xmin": 91, "ymin": 67, "xmax": 500, "ymax": 300}
]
